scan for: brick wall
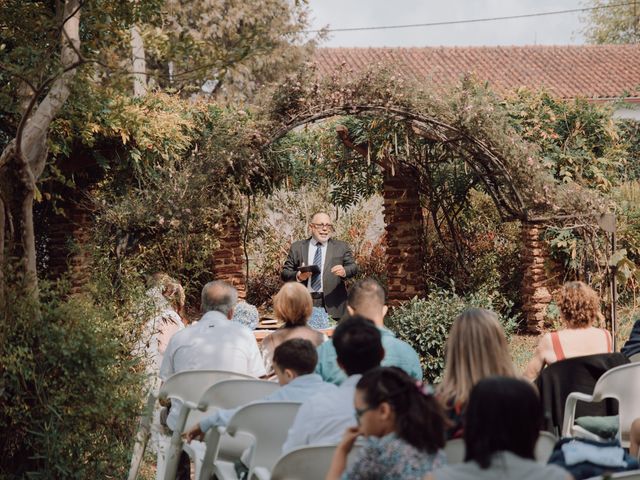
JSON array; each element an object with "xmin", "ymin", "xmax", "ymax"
[{"xmin": 211, "ymin": 213, "xmax": 247, "ymax": 299}]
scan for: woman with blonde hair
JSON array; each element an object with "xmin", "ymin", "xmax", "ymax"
[
  {"xmin": 261, "ymin": 282, "xmax": 325, "ymax": 375},
  {"xmin": 524, "ymin": 281, "xmax": 612, "ymax": 381},
  {"xmin": 438, "ymin": 308, "xmax": 516, "ymax": 439}
]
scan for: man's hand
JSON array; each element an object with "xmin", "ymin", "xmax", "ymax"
[
  {"xmin": 296, "ymin": 271, "xmax": 312, "ymax": 282},
  {"xmin": 182, "ymin": 423, "xmax": 205, "ymax": 443},
  {"xmin": 331, "ymin": 265, "xmax": 346, "ymax": 278}
]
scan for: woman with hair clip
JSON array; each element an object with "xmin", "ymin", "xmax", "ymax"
[
  {"xmin": 326, "ymin": 367, "xmax": 448, "ymax": 480},
  {"xmin": 438, "ymin": 308, "xmax": 516, "ymax": 439},
  {"xmin": 427, "ymin": 377, "xmax": 571, "ymax": 480}
]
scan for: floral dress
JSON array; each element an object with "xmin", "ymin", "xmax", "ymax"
[{"xmin": 341, "ymin": 433, "xmax": 446, "ymax": 480}]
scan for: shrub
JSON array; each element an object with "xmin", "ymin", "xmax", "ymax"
[
  {"xmin": 386, "ymin": 286, "xmax": 518, "ymax": 383},
  {"xmin": 0, "ymin": 280, "xmax": 147, "ymax": 479}
]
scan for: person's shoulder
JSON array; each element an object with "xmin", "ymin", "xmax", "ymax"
[
  {"xmin": 384, "ymin": 332, "xmax": 419, "ymax": 355},
  {"xmin": 328, "ymin": 238, "xmax": 350, "ymax": 248},
  {"xmin": 290, "ymin": 239, "xmax": 309, "ymax": 249}
]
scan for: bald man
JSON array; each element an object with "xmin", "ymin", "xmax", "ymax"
[{"xmin": 281, "ymin": 212, "xmax": 358, "ymax": 320}]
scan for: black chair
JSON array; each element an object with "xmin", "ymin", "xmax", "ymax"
[{"xmin": 535, "ymin": 353, "xmax": 629, "ymax": 435}]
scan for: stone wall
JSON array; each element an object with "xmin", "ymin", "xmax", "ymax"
[
  {"xmin": 211, "ymin": 213, "xmax": 247, "ymax": 299},
  {"xmin": 520, "ymin": 223, "xmax": 557, "ymax": 332},
  {"xmin": 382, "ymin": 165, "xmax": 427, "ymax": 306}
]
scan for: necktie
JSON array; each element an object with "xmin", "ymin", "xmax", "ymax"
[{"xmin": 311, "ymin": 243, "xmax": 323, "ymax": 291}]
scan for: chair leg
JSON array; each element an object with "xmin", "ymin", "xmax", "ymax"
[{"xmin": 127, "ymin": 393, "xmax": 156, "ymax": 480}]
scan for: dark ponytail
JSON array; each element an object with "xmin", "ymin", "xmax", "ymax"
[{"xmin": 356, "ymin": 367, "xmax": 448, "ymax": 453}]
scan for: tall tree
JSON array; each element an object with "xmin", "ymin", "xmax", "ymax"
[
  {"xmin": 142, "ymin": 0, "xmax": 318, "ymax": 100},
  {"xmin": 581, "ymin": 0, "xmax": 640, "ymax": 44},
  {"xmin": 0, "ymin": 0, "xmax": 159, "ymax": 295}
]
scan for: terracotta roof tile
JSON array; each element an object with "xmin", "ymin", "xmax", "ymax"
[{"xmin": 313, "ymin": 45, "xmax": 640, "ymax": 100}]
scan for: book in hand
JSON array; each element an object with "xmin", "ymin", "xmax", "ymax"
[{"xmin": 297, "ymin": 265, "xmax": 320, "ymax": 274}]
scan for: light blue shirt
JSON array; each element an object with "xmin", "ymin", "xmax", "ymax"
[
  {"xmin": 315, "ymin": 327, "xmax": 422, "ymax": 385},
  {"xmin": 199, "ymin": 373, "xmax": 334, "ymax": 432},
  {"xmin": 282, "ymin": 374, "xmax": 360, "ymax": 453}
]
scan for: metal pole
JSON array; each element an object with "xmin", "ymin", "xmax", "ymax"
[{"xmin": 611, "ymin": 231, "xmax": 617, "ymax": 351}]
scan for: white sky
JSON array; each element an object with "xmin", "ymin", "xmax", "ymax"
[{"xmin": 306, "ymin": 0, "xmax": 588, "ymax": 47}]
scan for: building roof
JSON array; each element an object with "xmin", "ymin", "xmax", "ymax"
[{"xmin": 313, "ymin": 45, "xmax": 640, "ymax": 101}]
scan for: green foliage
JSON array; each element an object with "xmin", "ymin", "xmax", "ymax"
[
  {"xmin": 505, "ymin": 90, "xmax": 625, "ymax": 193},
  {"xmin": 386, "ymin": 286, "xmax": 518, "ymax": 383},
  {"xmin": 0, "ymin": 278, "xmax": 147, "ymax": 479},
  {"xmin": 580, "ymin": 0, "xmax": 640, "ymax": 44},
  {"xmin": 141, "ymin": 0, "xmax": 317, "ymax": 100}
]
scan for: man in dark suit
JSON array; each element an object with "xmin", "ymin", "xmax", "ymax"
[{"xmin": 281, "ymin": 212, "xmax": 358, "ymax": 320}]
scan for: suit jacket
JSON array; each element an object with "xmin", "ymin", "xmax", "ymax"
[{"xmin": 281, "ymin": 237, "xmax": 358, "ymax": 319}]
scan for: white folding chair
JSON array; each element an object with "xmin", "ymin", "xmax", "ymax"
[
  {"xmin": 444, "ymin": 431, "xmax": 557, "ymax": 466},
  {"xmin": 183, "ymin": 379, "xmax": 280, "ymax": 477},
  {"xmin": 157, "ymin": 370, "xmax": 253, "ymax": 480},
  {"xmin": 444, "ymin": 438, "xmax": 465, "ymax": 465},
  {"xmin": 563, "ymin": 362, "xmax": 640, "ymax": 448},
  {"xmin": 258, "ymin": 444, "xmax": 361, "ymax": 480},
  {"xmin": 534, "ymin": 431, "xmax": 558, "ymax": 463},
  {"xmin": 198, "ymin": 402, "xmax": 301, "ymax": 480}
]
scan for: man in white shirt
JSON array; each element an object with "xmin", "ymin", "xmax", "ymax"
[
  {"xmin": 282, "ymin": 315, "xmax": 384, "ymax": 453},
  {"xmin": 159, "ymin": 280, "xmax": 266, "ymax": 432}
]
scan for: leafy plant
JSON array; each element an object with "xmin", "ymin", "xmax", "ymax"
[{"xmin": 386, "ymin": 286, "xmax": 518, "ymax": 383}]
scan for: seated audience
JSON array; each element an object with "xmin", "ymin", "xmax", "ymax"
[
  {"xmin": 282, "ymin": 315, "xmax": 384, "ymax": 453},
  {"xmin": 159, "ymin": 280, "xmax": 266, "ymax": 432},
  {"xmin": 261, "ymin": 282, "xmax": 325, "ymax": 375},
  {"xmin": 231, "ymin": 301, "xmax": 260, "ymax": 330},
  {"xmin": 326, "ymin": 367, "xmax": 447, "ymax": 480},
  {"xmin": 183, "ymin": 338, "xmax": 336, "ymax": 442},
  {"xmin": 427, "ymin": 376, "xmax": 571, "ymax": 480},
  {"xmin": 524, "ymin": 281, "xmax": 612, "ymax": 381},
  {"xmin": 316, "ymin": 278, "xmax": 422, "ymax": 385},
  {"xmin": 437, "ymin": 308, "xmax": 516, "ymax": 439}
]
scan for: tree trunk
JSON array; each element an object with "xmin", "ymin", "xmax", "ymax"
[
  {"xmin": 0, "ymin": 142, "xmax": 38, "ymax": 294},
  {"xmin": 0, "ymin": 0, "xmax": 81, "ymax": 296},
  {"xmin": 130, "ymin": 25, "xmax": 147, "ymax": 97}
]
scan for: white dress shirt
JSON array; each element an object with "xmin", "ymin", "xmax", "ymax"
[
  {"xmin": 159, "ymin": 310, "xmax": 266, "ymax": 431},
  {"xmin": 306, "ymin": 238, "xmax": 327, "ymax": 292},
  {"xmin": 281, "ymin": 374, "xmax": 361, "ymax": 453}
]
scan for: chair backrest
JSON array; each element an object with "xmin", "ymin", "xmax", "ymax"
[
  {"xmin": 226, "ymin": 401, "xmax": 302, "ymax": 474},
  {"xmin": 444, "ymin": 431, "xmax": 557, "ymax": 466},
  {"xmin": 535, "ymin": 353, "xmax": 629, "ymax": 432},
  {"xmin": 198, "ymin": 379, "xmax": 280, "ymax": 410},
  {"xmin": 444, "ymin": 438, "xmax": 465, "ymax": 465},
  {"xmin": 534, "ymin": 431, "xmax": 557, "ymax": 463},
  {"xmin": 270, "ymin": 444, "xmax": 361, "ymax": 480},
  {"xmin": 158, "ymin": 370, "xmax": 254, "ymax": 404},
  {"xmin": 590, "ymin": 362, "xmax": 640, "ymax": 444},
  {"xmin": 584, "ymin": 470, "xmax": 640, "ymax": 480}
]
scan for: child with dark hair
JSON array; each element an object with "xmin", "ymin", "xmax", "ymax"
[
  {"xmin": 282, "ymin": 315, "xmax": 384, "ymax": 452},
  {"xmin": 327, "ymin": 367, "xmax": 447, "ymax": 480},
  {"xmin": 184, "ymin": 339, "xmax": 335, "ymax": 442},
  {"xmin": 427, "ymin": 376, "xmax": 571, "ymax": 480}
]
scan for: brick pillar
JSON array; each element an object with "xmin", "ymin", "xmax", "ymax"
[
  {"xmin": 45, "ymin": 194, "xmax": 93, "ymax": 293},
  {"xmin": 382, "ymin": 165, "xmax": 427, "ymax": 306},
  {"xmin": 521, "ymin": 223, "xmax": 556, "ymax": 332},
  {"xmin": 212, "ymin": 213, "xmax": 246, "ymax": 299}
]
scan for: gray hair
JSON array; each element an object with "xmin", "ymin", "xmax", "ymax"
[{"xmin": 201, "ymin": 281, "xmax": 238, "ymax": 315}]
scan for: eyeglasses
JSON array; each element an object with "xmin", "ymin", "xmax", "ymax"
[
  {"xmin": 310, "ymin": 223, "xmax": 334, "ymax": 231},
  {"xmin": 354, "ymin": 405, "xmax": 375, "ymax": 424}
]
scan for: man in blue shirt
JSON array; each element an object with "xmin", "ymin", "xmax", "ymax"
[
  {"xmin": 315, "ymin": 278, "xmax": 422, "ymax": 384},
  {"xmin": 183, "ymin": 338, "xmax": 336, "ymax": 442}
]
